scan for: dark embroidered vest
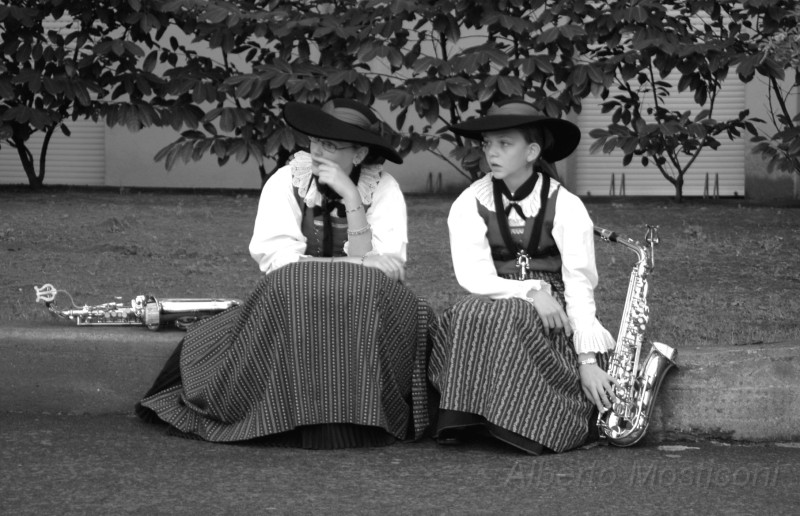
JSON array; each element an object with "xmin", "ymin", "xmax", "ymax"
[
  {"xmin": 292, "ymin": 182, "xmax": 371, "ymax": 257},
  {"xmin": 477, "ymin": 180, "xmax": 562, "ymax": 276}
]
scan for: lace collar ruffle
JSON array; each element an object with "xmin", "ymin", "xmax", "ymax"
[
  {"xmin": 290, "ymin": 151, "xmax": 382, "ymax": 208},
  {"xmin": 472, "ymin": 172, "xmax": 559, "ymax": 223}
]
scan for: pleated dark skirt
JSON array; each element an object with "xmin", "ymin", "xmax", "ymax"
[
  {"xmin": 428, "ymin": 271, "xmax": 605, "ymax": 453},
  {"xmin": 136, "ymin": 261, "xmax": 433, "ymax": 449}
]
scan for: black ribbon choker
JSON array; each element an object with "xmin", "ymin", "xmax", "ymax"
[
  {"xmin": 493, "ymin": 172, "xmax": 538, "ymax": 220},
  {"xmin": 492, "ymin": 172, "xmax": 552, "ymax": 266}
]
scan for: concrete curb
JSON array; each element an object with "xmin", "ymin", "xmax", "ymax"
[
  {"xmin": 2, "ymin": 322, "xmax": 799, "ymax": 443},
  {"xmin": 1, "ymin": 322, "xmax": 178, "ymax": 415},
  {"xmin": 647, "ymin": 341, "xmax": 800, "ymax": 443}
]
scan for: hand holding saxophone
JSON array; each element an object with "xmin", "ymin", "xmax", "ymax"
[
  {"xmin": 526, "ymin": 288, "xmax": 572, "ymax": 336},
  {"xmin": 579, "ymin": 361, "xmax": 618, "ymax": 413}
]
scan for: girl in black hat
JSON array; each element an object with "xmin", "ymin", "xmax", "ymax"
[
  {"xmin": 137, "ymin": 99, "xmax": 433, "ymax": 449},
  {"xmin": 428, "ymin": 99, "xmax": 616, "ymax": 454}
]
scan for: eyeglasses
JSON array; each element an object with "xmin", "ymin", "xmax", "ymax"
[
  {"xmin": 308, "ymin": 136, "xmax": 356, "ymax": 153},
  {"xmin": 480, "ymin": 140, "xmax": 514, "ymax": 151}
]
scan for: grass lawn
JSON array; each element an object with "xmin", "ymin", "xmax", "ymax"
[{"xmin": 1, "ymin": 187, "xmax": 798, "ymax": 348}]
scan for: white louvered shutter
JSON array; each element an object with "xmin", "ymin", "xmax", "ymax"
[
  {"xmin": 0, "ymin": 120, "xmax": 106, "ymax": 186},
  {"xmin": 573, "ymin": 79, "xmax": 747, "ymax": 197}
]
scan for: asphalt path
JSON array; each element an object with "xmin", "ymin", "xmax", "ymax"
[{"xmin": 2, "ymin": 413, "xmax": 798, "ymax": 515}]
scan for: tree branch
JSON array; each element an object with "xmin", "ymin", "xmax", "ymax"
[{"xmin": 770, "ymin": 75, "xmax": 796, "ymax": 130}]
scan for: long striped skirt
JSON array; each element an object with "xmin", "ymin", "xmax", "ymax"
[
  {"xmin": 136, "ymin": 261, "xmax": 433, "ymax": 448},
  {"xmin": 428, "ymin": 271, "xmax": 604, "ymax": 453}
]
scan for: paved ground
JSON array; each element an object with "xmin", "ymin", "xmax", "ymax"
[
  {"xmin": 3, "ymin": 324, "xmax": 800, "ymax": 515},
  {"xmin": 2, "ymin": 412, "xmax": 799, "ymax": 515}
]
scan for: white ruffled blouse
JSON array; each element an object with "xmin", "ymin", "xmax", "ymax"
[
  {"xmin": 249, "ymin": 151, "xmax": 408, "ymax": 274},
  {"xmin": 448, "ymin": 172, "xmax": 615, "ymax": 355}
]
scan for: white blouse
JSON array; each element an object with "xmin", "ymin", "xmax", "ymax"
[
  {"xmin": 249, "ymin": 151, "xmax": 408, "ymax": 274},
  {"xmin": 447, "ymin": 173, "xmax": 615, "ymax": 355}
]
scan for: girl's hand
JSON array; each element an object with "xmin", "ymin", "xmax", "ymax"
[
  {"xmin": 527, "ymin": 289, "xmax": 572, "ymax": 335},
  {"xmin": 361, "ymin": 254, "xmax": 406, "ymax": 282},
  {"xmin": 579, "ymin": 363, "xmax": 617, "ymax": 412},
  {"xmin": 312, "ymin": 156, "xmax": 359, "ymax": 201}
]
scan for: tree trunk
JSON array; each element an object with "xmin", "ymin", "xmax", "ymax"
[
  {"xmin": 38, "ymin": 124, "xmax": 56, "ymax": 187},
  {"xmin": 674, "ymin": 173, "xmax": 684, "ymax": 202},
  {"xmin": 12, "ymin": 132, "xmax": 43, "ymax": 189}
]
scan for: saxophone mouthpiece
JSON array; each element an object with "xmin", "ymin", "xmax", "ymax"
[{"xmin": 593, "ymin": 226, "xmax": 618, "ymax": 242}]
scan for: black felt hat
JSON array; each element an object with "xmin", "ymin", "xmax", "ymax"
[
  {"xmin": 448, "ymin": 99, "xmax": 581, "ymax": 162},
  {"xmin": 283, "ymin": 99, "xmax": 403, "ymax": 164}
]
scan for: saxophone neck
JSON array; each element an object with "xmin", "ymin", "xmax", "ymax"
[
  {"xmin": 644, "ymin": 225, "xmax": 659, "ymax": 270},
  {"xmin": 594, "ymin": 225, "xmax": 659, "ymax": 271}
]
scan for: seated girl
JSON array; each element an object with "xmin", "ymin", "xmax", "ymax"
[
  {"xmin": 428, "ymin": 99, "xmax": 616, "ymax": 454},
  {"xmin": 137, "ymin": 98, "xmax": 433, "ymax": 449}
]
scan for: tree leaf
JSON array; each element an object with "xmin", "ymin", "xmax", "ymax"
[
  {"xmin": 220, "ymin": 108, "xmax": 236, "ymax": 132},
  {"xmin": 379, "ymin": 89, "xmax": 414, "ymax": 109},
  {"xmin": 143, "ymin": 50, "xmax": 158, "ymax": 74},
  {"xmin": 396, "ymin": 107, "xmax": 407, "ymax": 130},
  {"xmin": 558, "ymin": 24, "xmax": 586, "ymax": 40},
  {"xmin": 0, "ymin": 78, "xmax": 14, "ymax": 100},
  {"xmin": 497, "ymin": 76, "xmax": 523, "ymax": 96}
]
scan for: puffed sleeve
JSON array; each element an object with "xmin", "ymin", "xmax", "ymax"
[
  {"xmin": 551, "ymin": 190, "xmax": 615, "ymax": 354},
  {"xmin": 248, "ymin": 166, "xmax": 307, "ymax": 274},
  {"xmin": 360, "ymin": 172, "xmax": 408, "ymax": 262},
  {"xmin": 448, "ymin": 186, "xmax": 551, "ymax": 299}
]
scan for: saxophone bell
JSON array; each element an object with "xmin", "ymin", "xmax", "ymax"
[
  {"xmin": 142, "ymin": 296, "xmax": 243, "ymax": 330},
  {"xmin": 598, "ymin": 342, "xmax": 677, "ymax": 447}
]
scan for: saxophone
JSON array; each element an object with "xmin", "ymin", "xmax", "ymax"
[
  {"xmin": 34, "ymin": 283, "xmax": 241, "ymax": 331},
  {"xmin": 594, "ymin": 225, "xmax": 677, "ymax": 447}
]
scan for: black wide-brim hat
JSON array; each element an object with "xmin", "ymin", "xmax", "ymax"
[
  {"xmin": 283, "ymin": 99, "xmax": 403, "ymax": 164},
  {"xmin": 448, "ymin": 99, "xmax": 581, "ymax": 162}
]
